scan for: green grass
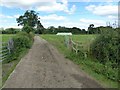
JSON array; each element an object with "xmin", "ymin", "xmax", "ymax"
[
  {"xmin": 72, "ymin": 35, "xmax": 96, "ymax": 51},
  {"xmin": 40, "ymin": 34, "xmax": 118, "ymax": 88},
  {"xmin": 1, "ymin": 34, "xmax": 15, "ymax": 42}
]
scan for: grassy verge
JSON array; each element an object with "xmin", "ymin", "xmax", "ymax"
[
  {"xmin": 1, "ymin": 32, "xmax": 34, "ymax": 88},
  {"xmin": 2, "ymin": 48, "xmax": 29, "ymax": 86},
  {"xmin": 40, "ymin": 34, "xmax": 118, "ymax": 88},
  {"xmin": 0, "ymin": 34, "xmax": 15, "ymax": 88}
]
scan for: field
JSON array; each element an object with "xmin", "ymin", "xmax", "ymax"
[
  {"xmin": 1, "ymin": 34, "xmax": 15, "ymax": 42},
  {"xmin": 40, "ymin": 34, "xmax": 97, "ymax": 57},
  {"xmin": 40, "ymin": 34, "xmax": 118, "ymax": 88}
]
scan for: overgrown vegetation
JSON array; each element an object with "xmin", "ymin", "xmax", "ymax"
[
  {"xmin": 2, "ymin": 32, "xmax": 34, "ymax": 86},
  {"xmin": 3, "ymin": 32, "xmax": 34, "ymax": 63},
  {"xmin": 90, "ymin": 30, "xmax": 118, "ymax": 64},
  {"xmin": 90, "ymin": 29, "xmax": 119, "ymax": 82},
  {"xmin": 40, "ymin": 34, "xmax": 119, "ymax": 88}
]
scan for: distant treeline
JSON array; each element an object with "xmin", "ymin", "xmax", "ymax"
[
  {"xmin": 43, "ymin": 25, "xmax": 118, "ymax": 34},
  {"xmin": 0, "ymin": 28, "xmax": 21, "ymax": 34},
  {"xmin": 0, "ymin": 25, "xmax": 119, "ymax": 34}
]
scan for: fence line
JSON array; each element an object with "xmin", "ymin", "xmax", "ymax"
[
  {"xmin": 64, "ymin": 36, "xmax": 87, "ymax": 58},
  {"xmin": 0, "ymin": 38, "xmax": 14, "ymax": 62},
  {"xmin": 0, "ymin": 42, "xmax": 8, "ymax": 62}
]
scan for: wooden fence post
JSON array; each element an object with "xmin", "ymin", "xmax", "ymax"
[
  {"xmin": 7, "ymin": 38, "xmax": 14, "ymax": 54},
  {"xmin": 69, "ymin": 37, "xmax": 72, "ymax": 51}
]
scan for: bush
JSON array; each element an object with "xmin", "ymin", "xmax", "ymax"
[
  {"xmin": 13, "ymin": 35, "xmax": 31, "ymax": 49},
  {"xmin": 90, "ymin": 29, "xmax": 119, "ymax": 65},
  {"xmin": 6, "ymin": 32, "xmax": 34, "ymax": 62},
  {"xmin": 17, "ymin": 31, "xmax": 34, "ymax": 41},
  {"xmin": 90, "ymin": 29, "xmax": 119, "ymax": 82},
  {"xmin": 28, "ymin": 32, "xmax": 35, "ymax": 41},
  {"xmin": 22, "ymin": 25, "xmax": 34, "ymax": 33}
]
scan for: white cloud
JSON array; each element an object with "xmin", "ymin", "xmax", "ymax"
[
  {"xmin": 36, "ymin": 0, "xmax": 76, "ymax": 14},
  {"xmin": 13, "ymin": 14, "xmax": 21, "ymax": 18},
  {"xmin": 41, "ymin": 21, "xmax": 82, "ymax": 28},
  {"xmin": 80, "ymin": 18, "xmax": 106, "ymax": 27},
  {"xmin": 0, "ymin": 14, "xmax": 13, "ymax": 19},
  {"xmin": 86, "ymin": 4, "xmax": 118, "ymax": 16},
  {"xmin": 4, "ymin": 25, "xmax": 22, "ymax": 29},
  {"xmin": 65, "ymin": 5, "xmax": 76, "ymax": 14},
  {"xmin": 0, "ymin": 22, "xmax": 22, "ymax": 29},
  {"xmin": 40, "ymin": 14, "xmax": 66, "ymax": 21},
  {"xmin": 0, "ymin": 0, "xmax": 76, "ymax": 14},
  {"xmin": 0, "ymin": 0, "xmax": 41, "ymax": 9},
  {"xmin": 0, "ymin": 14, "xmax": 21, "ymax": 19},
  {"xmin": 41, "ymin": 20, "xmax": 96, "ymax": 30},
  {"xmin": 107, "ymin": 15, "xmax": 118, "ymax": 20},
  {"xmin": 0, "ymin": 20, "xmax": 8, "ymax": 23}
]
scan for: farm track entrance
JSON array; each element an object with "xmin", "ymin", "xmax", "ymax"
[{"xmin": 3, "ymin": 36, "xmax": 102, "ymax": 88}]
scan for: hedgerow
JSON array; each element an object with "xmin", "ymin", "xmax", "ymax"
[
  {"xmin": 90, "ymin": 29, "xmax": 119, "ymax": 81},
  {"xmin": 5, "ymin": 32, "xmax": 34, "ymax": 63}
]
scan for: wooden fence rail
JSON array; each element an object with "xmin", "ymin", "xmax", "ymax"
[
  {"xmin": 64, "ymin": 36, "xmax": 87, "ymax": 58},
  {"xmin": 0, "ymin": 38, "xmax": 14, "ymax": 62},
  {"xmin": 0, "ymin": 42, "xmax": 8, "ymax": 62}
]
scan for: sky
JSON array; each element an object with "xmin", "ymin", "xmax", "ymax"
[{"xmin": 0, "ymin": 0, "xmax": 119, "ymax": 30}]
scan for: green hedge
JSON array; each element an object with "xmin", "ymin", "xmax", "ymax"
[
  {"xmin": 90, "ymin": 29, "xmax": 118, "ymax": 65},
  {"xmin": 4, "ymin": 32, "xmax": 34, "ymax": 63},
  {"xmin": 90, "ymin": 29, "xmax": 119, "ymax": 82}
]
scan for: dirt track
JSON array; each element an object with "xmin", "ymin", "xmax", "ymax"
[{"xmin": 3, "ymin": 36, "xmax": 103, "ymax": 88}]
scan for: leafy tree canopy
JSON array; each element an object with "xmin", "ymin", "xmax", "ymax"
[{"xmin": 16, "ymin": 10, "xmax": 44, "ymax": 33}]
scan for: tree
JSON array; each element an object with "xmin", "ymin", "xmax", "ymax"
[
  {"xmin": 48, "ymin": 26, "xmax": 56, "ymax": 34},
  {"xmin": 16, "ymin": 10, "xmax": 43, "ymax": 33},
  {"xmin": 36, "ymin": 21, "xmax": 44, "ymax": 34},
  {"xmin": 71, "ymin": 27, "xmax": 81, "ymax": 34},
  {"xmin": 88, "ymin": 24, "xmax": 94, "ymax": 34},
  {"xmin": 2, "ymin": 28, "xmax": 20, "ymax": 34},
  {"xmin": 22, "ymin": 24, "xmax": 34, "ymax": 33},
  {"xmin": 81, "ymin": 29, "xmax": 87, "ymax": 34}
]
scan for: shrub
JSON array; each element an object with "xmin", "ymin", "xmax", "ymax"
[
  {"xmin": 22, "ymin": 24, "xmax": 34, "ymax": 33},
  {"xmin": 13, "ymin": 35, "xmax": 31, "ymax": 49},
  {"xmin": 6, "ymin": 32, "xmax": 34, "ymax": 62},
  {"xmin": 28, "ymin": 32, "xmax": 35, "ymax": 41},
  {"xmin": 90, "ymin": 29, "xmax": 119, "ymax": 65},
  {"xmin": 90, "ymin": 29, "xmax": 119, "ymax": 82}
]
